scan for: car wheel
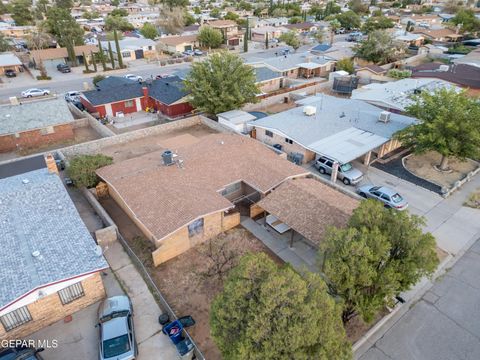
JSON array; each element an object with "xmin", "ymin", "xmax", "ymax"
[
  {"xmin": 359, "ymin": 192, "xmax": 367, "ymax": 198},
  {"xmin": 27, "ymin": 95, "xmax": 32, "ymax": 98},
  {"xmin": 342, "ymin": 178, "xmax": 351, "ymax": 185},
  {"xmin": 43, "ymin": 92, "xmax": 48, "ymax": 95},
  {"xmin": 318, "ymin": 167, "xmax": 326, "ymax": 174}
]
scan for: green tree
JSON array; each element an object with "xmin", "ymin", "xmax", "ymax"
[
  {"xmin": 354, "ymin": 30, "xmax": 404, "ymax": 64},
  {"xmin": 0, "ymin": 33, "xmax": 11, "ymax": 52},
  {"xmin": 289, "ymin": 16, "xmax": 302, "ymax": 24},
  {"xmin": 336, "ymin": 11, "xmax": 361, "ymax": 30},
  {"xmin": 279, "ymin": 31, "xmax": 300, "ymax": 50},
  {"xmin": 35, "ymin": 0, "xmax": 50, "ymax": 20},
  {"xmin": 211, "ymin": 253, "xmax": 352, "ymax": 360},
  {"xmin": 98, "ymin": 41, "xmax": 107, "ymax": 71},
  {"xmin": 198, "ymin": 26, "xmax": 223, "ymax": 48},
  {"xmin": 452, "ymin": 9, "xmax": 480, "ymax": 33},
  {"xmin": 184, "ymin": 51, "xmax": 259, "ymax": 115},
  {"xmin": 335, "ymin": 58, "xmax": 354, "ymax": 73},
  {"xmin": 348, "ymin": 0, "xmax": 369, "ymax": 14},
  {"xmin": 140, "ymin": 22, "xmax": 158, "ymax": 39},
  {"xmin": 107, "ymin": 41, "xmax": 115, "ymax": 69},
  {"xmin": 105, "ymin": 15, "xmax": 134, "ymax": 31},
  {"xmin": 321, "ymin": 200, "xmax": 439, "ymax": 323},
  {"xmin": 110, "ymin": 8, "xmax": 128, "ymax": 17},
  {"xmin": 113, "ymin": 29, "xmax": 124, "ymax": 68},
  {"xmin": 224, "ymin": 11, "xmax": 239, "ymax": 22},
  {"xmin": 67, "ymin": 154, "xmax": 113, "ymax": 188},
  {"xmin": 362, "ymin": 16, "xmax": 395, "ymax": 33},
  {"xmin": 184, "ymin": 11, "xmax": 196, "ymax": 26},
  {"xmin": 55, "ymin": 0, "xmax": 73, "ymax": 9},
  {"xmin": 11, "ymin": 0, "xmax": 33, "ymax": 26},
  {"xmin": 329, "ymin": 18, "xmax": 341, "ymax": 45},
  {"xmin": 395, "ymin": 88, "xmax": 480, "ymax": 171},
  {"xmin": 44, "ymin": 8, "xmax": 84, "ymax": 47},
  {"xmin": 91, "ymin": 50, "xmax": 97, "ymax": 72},
  {"xmin": 111, "ymin": 0, "xmax": 119, "ymax": 6},
  {"xmin": 244, "ymin": 29, "xmax": 248, "ymax": 52},
  {"xmin": 160, "ymin": 0, "xmax": 189, "ymax": 9},
  {"xmin": 93, "ymin": 74, "xmax": 106, "ymax": 86},
  {"xmin": 265, "ymin": 32, "xmax": 269, "ymax": 49},
  {"xmin": 210, "ymin": 7, "xmax": 220, "ymax": 18}
]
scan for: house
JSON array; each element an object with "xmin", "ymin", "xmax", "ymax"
[
  {"xmin": 394, "ymin": 31, "xmax": 424, "ymax": 47},
  {"xmin": 284, "ymin": 22, "xmax": 317, "ymax": 34},
  {"xmin": 413, "ymin": 28, "xmax": 462, "ymax": 43},
  {"xmin": 217, "ymin": 110, "xmax": 257, "ymax": 133},
  {"xmin": 411, "ymin": 62, "xmax": 480, "ymax": 91},
  {"xmin": 351, "ymin": 78, "xmax": 459, "ymax": 112},
  {"xmin": 0, "ymin": 24, "xmax": 35, "ymax": 38},
  {"xmin": 156, "ymin": 34, "xmax": 199, "ymax": 53},
  {"xmin": 0, "ymin": 52, "xmax": 22, "ymax": 75},
  {"xmin": 310, "ymin": 41, "xmax": 355, "ymax": 61},
  {"xmin": 0, "ymin": 98, "xmax": 75, "ymax": 153},
  {"xmin": 0, "ymin": 159, "xmax": 108, "ymax": 341},
  {"xmin": 80, "ymin": 75, "xmax": 193, "ymax": 118},
  {"xmin": 203, "ymin": 20, "xmax": 242, "ymax": 46},
  {"xmin": 251, "ymin": 26, "xmax": 288, "ymax": 42},
  {"xmin": 181, "ymin": 24, "xmax": 200, "ymax": 36},
  {"xmin": 101, "ymin": 38, "xmax": 156, "ymax": 62},
  {"xmin": 30, "ymin": 45, "xmax": 99, "ymax": 68},
  {"xmin": 254, "ymin": 66, "xmax": 284, "ymax": 93},
  {"xmin": 355, "ymin": 64, "xmax": 388, "ymax": 83},
  {"xmin": 250, "ymin": 94, "xmax": 417, "ymax": 167},
  {"xmin": 248, "ymin": 52, "xmax": 336, "ymax": 79},
  {"xmin": 255, "ymin": 177, "xmax": 358, "ymax": 248},
  {"xmin": 452, "ymin": 48, "xmax": 480, "ymax": 69},
  {"xmin": 96, "ymin": 134, "xmax": 309, "ymax": 266}
]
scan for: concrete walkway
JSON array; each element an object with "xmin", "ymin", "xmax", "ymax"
[{"xmin": 241, "ymin": 217, "xmax": 318, "ymax": 273}]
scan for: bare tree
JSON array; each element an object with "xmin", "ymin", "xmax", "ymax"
[{"xmin": 157, "ymin": 6, "xmax": 184, "ymax": 35}]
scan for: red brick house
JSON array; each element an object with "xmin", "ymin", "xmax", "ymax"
[{"xmin": 80, "ymin": 76, "xmax": 193, "ymax": 118}]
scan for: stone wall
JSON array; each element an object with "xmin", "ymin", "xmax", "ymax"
[{"xmin": 0, "ymin": 272, "xmax": 105, "ymax": 341}]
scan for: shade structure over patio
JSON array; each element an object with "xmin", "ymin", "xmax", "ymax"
[{"xmin": 256, "ymin": 177, "xmax": 358, "ymax": 247}]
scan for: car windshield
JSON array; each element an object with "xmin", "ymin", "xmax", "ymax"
[
  {"xmin": 391, "ymin": 193, "xmax": 403, "ymax": 203},
  {"xmin": 340, "ymin": 163, "xmax": 352, "ymax": 172},
  {"xmin": 103, "ymin": 335, "xmax": 130, "ymax": 358},
  {"xmin": 100, "ymin": 310, "xmax": 130, "ymax": 323}
]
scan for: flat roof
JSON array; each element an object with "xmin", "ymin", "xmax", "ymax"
[
  {"xmin": 247, "ymin": 52, "xmax": 334, "ymax": 72},
  {"xmin": 217, "ymin": 110, "xmax": 257, "ymax": 124},
  {"xmin": 0, "ymin": 98, "xmax": 75, "ymax": 135},
  {"xmin": 251, "ymin": 95, "xmax": 416, "ymax": 162},
  {"xmin": 0, "ymin": 169, "xmax": 108, "ymax": 309},
  {"xmin": 257, "ymin": 178, "xmax": 358, "ymax": 246},
  {"xmin": 0, "ymin": 52, "xmax": 22, "ymax": 67},
  {"xmin": 97, "ymin": 134, "xmax": 309, "ymax": 243}
]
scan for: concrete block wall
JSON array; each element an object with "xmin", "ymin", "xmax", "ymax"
[
  {"xmin": 255, "ymin": 128, "xmax": 315, "ymax": 163},
  {"xmin": 0, "ymin": 272, "xmax": 105, "ymax": 341}
]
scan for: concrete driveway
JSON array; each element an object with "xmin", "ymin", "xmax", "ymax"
[{"xmin": 358, "ymin": 237, "xmax": 480, "ymax": 360}]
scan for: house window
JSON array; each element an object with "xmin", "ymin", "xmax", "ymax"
[
  {"xmin": 125, "ymin": 100, "xmax": 134, "ymax": 108},
  {"xmin": 58, "ymin": 282, "xmax": 85, "ymax": 305},
  {"xmin": 265, "ymin": 130, "xmax": 273, "ymax": 137},
  {"xmin": 290, "ymin": 70, "xmax": 294, "ymax": 74},
  {"xmin": 221, "ymin": 182, "xmax": 241, "ymax": 196},
  {"xmin": 188, "ymin": 218, "xmax": 204, "ymax": 237},
  {"xmin": 122, "ymin": 51, "xmax": 131, "ymax": 58},
  {"xmin": 285, "ymin": 138, "xmax": 293, "ymax": 144},
  {"xmin": 40, "ymin": 126, "xmax": 55, "ymax": 135},
  {"xmin": 0, "ymin": 306, "xmax": 32, "ymax": 332}
]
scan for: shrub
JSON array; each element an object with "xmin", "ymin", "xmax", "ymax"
[
  {"xmin": 36, "ymin": 75, "xmax": 51, "ymax": 80},
  {"xmin": 387, "ymin": 69, "xmax": 412, "ymax": 79},
  {"xmin": 92, "ymin": 74, "xmax": 106, "ymax": 86},
  {"xmin": 67, "ymin": 154, "xmax": 113, "ymax": 188}
]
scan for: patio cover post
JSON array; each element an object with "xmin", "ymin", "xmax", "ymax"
[
  {"xmin": 263, "ymin": 211, "xmax": 267, "ymax": 226},
  {"xmin": 331, "ymin": 162, "xmax": 339, "ymax": 183},
  {"xmin": 363, "ymin": 151, "xmax": 372, "ymax": 166}
]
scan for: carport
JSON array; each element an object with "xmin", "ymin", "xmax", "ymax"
[
  {"xmin": 255, "ymin": 178, "xmax": 358, "ymax": 249},
  {"xmin": 307, "ymin": 127, "xmax": 388, "ymax": 183}
]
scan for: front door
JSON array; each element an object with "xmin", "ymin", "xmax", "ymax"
[{"xmin": 134, "ymin": 49, "xmax": 144, "ymax": 59}]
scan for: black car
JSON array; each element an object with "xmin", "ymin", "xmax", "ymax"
[
  {"xmin": 5, "ymin": 69, "xmax": 16, "ymax": 77},
  {"xmin": 57, "ymin": 63, "xmax": 71, "ymax": 73},
  {"xmin": 0, "ymin": 346, "xmax": 44, "ymax": 360}
]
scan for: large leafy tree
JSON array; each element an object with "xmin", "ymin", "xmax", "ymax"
[
  {"xmin": 0, "ymin": 33, "xmax": 11, "ymax": 52},
  {"xmin": 140, "ymin": 22, "xmax": 158, "ymax": 39},
  {"xmin": 335, "ymin": 11, "xmax": 361, "ymax": 30},
  {"xmin": 55, "ymin": 0, "xmax": 73, "ymax": 9},
  {"xmin": 321, "ymin": 200, "xmax": 439, "ymax": 324},
  {"xmin": 396, "ymin": 88, "xmax": 480, "ymax": 171},
  {"xmin": 279, "ymin": 31, "xmax": 300, "ymax": 50},
  {"xmin": 354, "ymin": 30, "xmax": 404, "ymax": 64},
  {"xmin": 11, "ymin": 0, "xmax": 33, "ymax": 26},
  {"xmin": 211, "ymin": 253, "xmax": 352, "ymax": 360},
  {"xmin": 105, "ymin": 15, "xmax": 134, "ymax": 31},
  {"xmin": 184, "ymin": 51, "xmax": 259, "ymax": 115},
  {"xmin": 362, "ymin": 16, "xmax": 395, "ymax": 33},
  {"xmin": 197, "ymin": 26, "xmax": 223, "ymax": 48},
  {"xmin": 452, "ymin": 9, "xmax": 480, "ymax": 34},
  {"xmin": 67, "ymin": 154, "xmax": 113, "ymax": 188}
]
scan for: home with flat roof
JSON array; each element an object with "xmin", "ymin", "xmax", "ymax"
[
  {"xmin": 250, "ymin": 94, "xmax": 417, "ymax": 168},
  {"xmin": 0, "ymin": 97, "xmax": 75, "ymax": 153},
  {"xmin": 96, "ymin": 133, "xmax": 309, "ymax": 266},
  {"xmin": 0, "ymin": 158, "xmax": 108, "ymax": 341}
]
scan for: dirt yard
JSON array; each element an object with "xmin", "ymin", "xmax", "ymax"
[
  {"xmin": 100, "ymin": 124, "xmax": 218, "ymax": 162},
  {"xmin": 404, "ymin": 151, "xmax": 479, "ymax": 189},
  {"xmin": 99, "ymin": 197, "xmax": 281, "ymax": 360}
]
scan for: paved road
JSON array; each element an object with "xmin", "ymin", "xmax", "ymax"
[{"xmin": 359, "ymin": 235, "xmax": 480, "ymax": 360}]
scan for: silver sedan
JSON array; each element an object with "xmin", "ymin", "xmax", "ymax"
[{"xmin": 357, "ymin": 185, "xmax": 409, "ymax": 211}]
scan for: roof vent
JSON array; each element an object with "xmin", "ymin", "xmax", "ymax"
[
  {"xmin": 162, "ymin": 150, "xmax": 174, "ymax": 166},
  {"xmin": 303, "ymin": 105, "xmax": 316, "ymax": 116},
  {"xmin": 22, "ymin": 179, "xmax": 30, "ymax": 184},
  {"xmin": 32, "ymin": 250, "xmax": 40, "ymax": 258},
  {"xmin": 94, "ymin": 245, "xmax": 103, "ymax": 257},
  {"xmin": 379, "ymin": 111, "xmax": 391, "ymax": 123},
  {"xmin": 439, "ymin": 64, "xmax": 449, "ymax": 72}
]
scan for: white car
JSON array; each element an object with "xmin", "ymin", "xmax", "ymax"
[
  {"xmin": 124, "ymin": 74, "xmax": 143, "ymax": 82},
  {"xmin": 21, "ymin": 88, "xmax": 50, "ymax": 98},
  {"xmin": 64, "ymin": 91, "xmax": 80, "ymax": 102}
]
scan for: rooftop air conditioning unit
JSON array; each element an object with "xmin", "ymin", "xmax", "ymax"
[
  {"xmin": 379, "ymin": 111, "xmax": 391, "ymax": 123},
  {"xmin": 439, "ymin": 64, "xmax": 449, "ymax": 72},
  {"xmin": 303, "ymin": 105, "xmax": 316, "ymax": 116}
]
